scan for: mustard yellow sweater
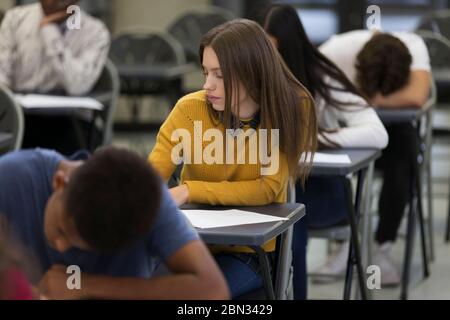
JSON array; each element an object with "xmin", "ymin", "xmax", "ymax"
[{"xmin": 149, "ymin": 90, "xmax": 289, "ymax": 252}]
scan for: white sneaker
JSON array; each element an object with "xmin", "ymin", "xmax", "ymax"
[
  {"xmin": 311, "ymin": 241, "xmax": 349, "ymax": 283},
  {"xmin": 373, "ymin": 242, "xmax": 401, "ymax": 287}
]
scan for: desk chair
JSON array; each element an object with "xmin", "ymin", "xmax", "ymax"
[
  {"xmin": 168, "ymin": 6, "xmax": 236, "ymax": 65},
  {"xmin": 0, "ymin": 85, "xmax": 24, "ymax": 154},
  {"xmin": 416, "ymin": 10, "xmax": 450, "ymax": 42},
  {"xmin": 109, "ymin": 28, "xmax": 185, "ymax": 127},
  {"xmin": 415, "ymin": 31, "xmax": 450, "ymax": 243},
  {"xmin": 88, "ymin": 59, "xmax": 120, "ymax": 149}
]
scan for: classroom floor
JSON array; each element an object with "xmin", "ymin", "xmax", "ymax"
[
  {"xmin": 111, "ymin": 114, "xmax": 450, "ymax": 300},
  {"xmin": 308, "ymin": 136, "xmax": 450, "ymax": 300}
]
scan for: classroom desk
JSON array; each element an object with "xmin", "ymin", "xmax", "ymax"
[
  {"xmin": 16, "ymin": 92, "xmax": 108, "ymax": 152},
  {"xmin": 115, "ymin": 63, "xmax": 197, "ymax": 131},
  {"xmin": 181, "ymin": 203, "xmax": 305, "ymax": 300},
  {"xmin": 0, "ymin": 132, "xmax": 13, "ymax": 150},
  {"xmin": 309, "ymin": 148, "xmax": 381, "ymax": 300},
  {"xmin": 376, "ymin": 107, "xmax": 432, "ymax": 300},
  {"xmin": 376, "ymin": 102, "xmax": 433, "ymax": 125}
]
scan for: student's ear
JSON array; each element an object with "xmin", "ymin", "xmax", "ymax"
[{"xmin": 52, "ymin": 170, "xmax": 68, "ymax": 191}]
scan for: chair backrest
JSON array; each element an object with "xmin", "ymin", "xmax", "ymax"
[
  {"xmin": 416, "ymin": 9, "xmax": 450, "ymax": 40},
  {"xmin": 90, "ymin": 59, "xmax": 120, "ymax": 147},
  {"xmin": 0, "ymin": 85, "xmax": 24, "ymax": 154},
  {"xmin": 416, "ymin": 30, "xmax": 450, "ymax": 70},
  {"xmin": 109, "ymin": 27, "xmax": 186, "ymax": 65},
  {"xmin": 168, "ymin": 6, "xmax": 236, "ymax": 64},
  {"xmin": 416, "ymin": 30, "xmax": 447, "ymax": 104},
  {"xmin": 109, "ymin": 28, "xmax": 185, "ymax": 95}
]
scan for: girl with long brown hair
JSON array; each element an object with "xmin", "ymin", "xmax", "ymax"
[
  {"xmin": 261, "ymin": 4, "xmax": 388, "ymax": 299},
  {"xmin": 149, "ymin": 18, "xmax": 317, "ymax": 298}
]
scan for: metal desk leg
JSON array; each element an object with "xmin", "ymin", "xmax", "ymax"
[
  {"xmin": 251, "ymin": 246, "xmax": 275, "ymax": 300},
  {"xmin": 274, "ymin": 227, "xmax": 293, "ymax": 300},
  {"xmin": 356, "ymin": 162, "xmax": 375, "ymax": 300},
  {"xmin": 401, "ymin": 143, "xmax": 430, "ymax": 300},
  {"xmin": 446, "ymin": 191, "xmax": 450, "ymax": 242},
  {"xmin": 343, "ymin": 169, "xmax": 368, "ymax": 300},
  {"xmin": 416, "ymin": 162, "xmax": 430, "ymax": 279},
  {"xmin": 424, "ymin": 109, "xmax": 435, "ymax": 261},
  {"xmin": 401, "ymin": 181, "xmax": 416, "ymax": 300},
  {"xmin": 416, "ymin": 122, "xmax": 431, "ymax": 277}
]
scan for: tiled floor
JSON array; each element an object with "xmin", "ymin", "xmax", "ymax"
[{"xmin": 111, "ymin": 117, "xmax": 450, "ymax": 300}]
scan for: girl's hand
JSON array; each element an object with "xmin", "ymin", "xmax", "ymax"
[{"xmin": 169, "ymin": 184, "xmax": 189, "ymax": 206}]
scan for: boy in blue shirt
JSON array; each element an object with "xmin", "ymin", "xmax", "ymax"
[{"xmin": 0, "ymin": 147, "xmax": 228, "ymax": 299}]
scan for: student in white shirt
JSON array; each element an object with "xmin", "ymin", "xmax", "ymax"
[
  {"xmin": 318, "ymin": 29, "xmax": 431, "ymax": 286},
  {"xmin": 0, "ymin": 0, "xmax": 110, "ymax": 155},
  {"xmin": 261, "ymin": 4, "xmax": 388, "ymax": 298}
]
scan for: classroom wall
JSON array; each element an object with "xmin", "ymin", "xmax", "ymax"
[
  {"xmin": 110, "ymin": 0, "xmax": 211, "ymax": 123},
  {"xmin": 0, "ymin": 0, "xmax": 13, "ymax": 12},
  {"xmin": 110, "ymin": 0, "xmax": 210, "ymax": 33}
]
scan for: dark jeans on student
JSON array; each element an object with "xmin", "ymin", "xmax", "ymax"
[
  {"xmin": 215, "ymin": 253, "xmax": 266, "ymax": 298},
  {"xmin": 293, "ymin": 176, "xmax": 349, "ymax": 300},
  {"xmin": 375, "ymin": 123, "xmax": 419, "ymax": 244}
]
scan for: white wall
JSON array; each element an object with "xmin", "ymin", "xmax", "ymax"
[
  {"xmin": 0, "ymin": 0, "xmax": 13, "ymax": 11},
  {"xmin": 110, "ymin": 0, "xmax": 209, "ymax": 34}
]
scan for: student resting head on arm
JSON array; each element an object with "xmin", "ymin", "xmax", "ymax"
[
  {"xmin": 0, "ymin": 147, "xmax": 229, "ymax": 300},
  {"xmin": 261, "ymin": 4, "xmax": 390, "ymax": 299}
]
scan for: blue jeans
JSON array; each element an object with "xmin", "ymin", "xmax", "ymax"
[
  {"xmin": 215, "ymin": 253, "xmax": 264, "ymax": 298},
  {"xmin": 292, "ymin": 176, "xmax": 350, "ymax": 300}
]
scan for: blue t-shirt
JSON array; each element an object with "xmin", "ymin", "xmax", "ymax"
[{"xmin": 0, "ymin": 149, "xmax": 199, "ymax": 278}]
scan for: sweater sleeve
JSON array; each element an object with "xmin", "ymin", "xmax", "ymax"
[
  {"xmin": 148, "ymin": 101, "xmax": 191, "ymax": 181},
  {"xmin": 184, "ymin": 153, "xmax": 289, "ymax": 206},
  {"xmin": 318, "ymin": 84, "xmax": 389, "ymax": 149}
]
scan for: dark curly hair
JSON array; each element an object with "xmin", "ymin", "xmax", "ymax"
[
  {"xmin": 356, "ymin": 33, "xmax": 412, "ymax": 99},
  {"xmin": 64, "ymin": 147, "xmax": 162, "ymax": 253}
]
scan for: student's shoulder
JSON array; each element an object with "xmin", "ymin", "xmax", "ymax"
[
  {"xmin": 177, "ymin": 90, "xmax": 208, "ymax": 107},
  {"xmin": 392, "ymin": 31, "xmax": 427, "ymax": 50},
  {"xmin": 0, "ymin": 149, "xmax": 63, "ymax": 177},
  {"xmin": 79, "ymin": 10, "xmax": 110, "ymax": 39},
  {"xmin": 3, "ymin": 3, "xmax": 39, "ymax": 22},
  {"xmin": 173, "ymin": 90, "xmax": 210, "ymax": 118},
  {"xmin": 322, "ymin": 30, "xmax": 371, "ymax": 47}
]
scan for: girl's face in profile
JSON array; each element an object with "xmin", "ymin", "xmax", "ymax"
[
  {"xmin": 202, "ymin": 46, "xmax": 225, "ymax": 111},
  {"xmin": 202, "ymin": 46, "xmax": 256, "ymax": 118}
]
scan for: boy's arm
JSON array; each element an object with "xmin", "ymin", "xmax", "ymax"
[
  {"xmin": 39, "ymin": 240, "xmax": 229, "ymax": 300},
  {"xmin": 372, "ymin": 70, "xmax": 431, "ymax": 109}
]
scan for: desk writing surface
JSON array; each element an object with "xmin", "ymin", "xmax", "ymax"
[
  {"xmin": 376, "ymin": 102, "xmax": 432, "ymax": 125},
  {"xmin": 310, "ymin": 148, "xmax": 381, "ymax": 176},
  {"xmin": 181, "ymin": 203, "xmax": 305, "ymax": 246}
]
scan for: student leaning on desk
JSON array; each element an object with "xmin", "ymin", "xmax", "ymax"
[
  {"xmin": 318, "ymin": 24, "xmax": 431, "ymax": 286},
  {"xmin": 261, "ymin": 4, "xmax": 389, "ymax": 299},
  {"xmin": 148, "ymin": 19, "xmax": 318, "ymax": 299},
  {"xmin": 0, "ymin": 147, "xmax": 228, "ymax": 300}
]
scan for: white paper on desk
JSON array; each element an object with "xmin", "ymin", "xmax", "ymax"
[
  {"xmin": 181, "ymin": 209, "xmax": 288, "ymax": 229},
  {"xmin": 14, "ymin": 94, "xmax": 103, "ymax": 111},
  {"xmin": 300, "ymin": 152, "xmax": 351, "ymax": 164}
]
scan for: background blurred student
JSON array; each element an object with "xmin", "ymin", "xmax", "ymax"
[
  {"xmin": 261, "ymin": 4, "xmax": 388, "ymax": 298},
  {"xmin": 0, "ymin": 0, "xmax": 110, "ymax": 155},
  {"xmin": 319, "ymin": 28, "xmax": 431, "ymax": 286},
  {"xmin": 0, "ymin": 147, "xmax": 228, "ymax": 299},
  {"xmin": 149, "ymin": 19, "xmax": 317, "ymax": 298}
]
